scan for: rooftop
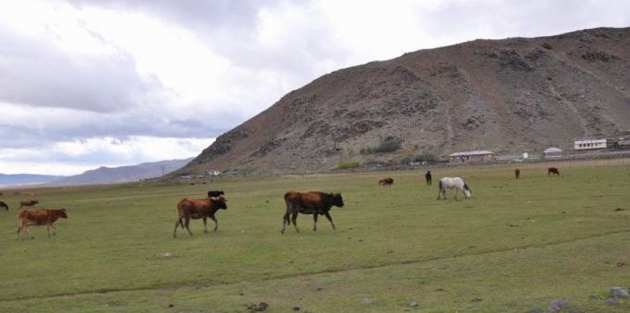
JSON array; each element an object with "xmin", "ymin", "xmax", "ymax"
[{"xmin": 449, "ymin": 150, "xmax": 495, "ymax": 157}]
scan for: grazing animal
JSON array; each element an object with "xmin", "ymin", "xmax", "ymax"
[
  {"xmin": 173, "ymin": 197, "xmax": 228, "ymax": 238},
  {"xmin": 547, "ymin": 167, "xmax": 560, "ymax": 176},
  {"xmin": 16, "ymin": 208, "xmax": 68, "ymax": 240},
  {"xmin": 207, "ymin": 190, "xmax": 225, "ymax": 198},
  {"xmin": 425, "ymin": 171, "xmax": 432, "ymax": 186},
  {"xmin": 378, "ymin": 177, "xmax": 394, "ymax": 186},
  {"xmin": 437, "ymin": 177, "xmax": 472, "ymax": 200},
  {"xmin": 514, "ymin": 168, "xmax": 521, "ymax": 179},
  {"xmin": 0, "ymin": 201, "xmax": 8, "ymax": 211},
  {"xmin": 282, "ymin": 191, "xmax": 344, "ymax": 234},
  {"xmin": 19, "ymin": 199, "xmax": 39, "ymax": 208}
]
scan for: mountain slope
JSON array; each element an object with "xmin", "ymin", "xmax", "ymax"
[{"xmin": 179, "ymin": 27, "xmax": 630, "ymax": 176}]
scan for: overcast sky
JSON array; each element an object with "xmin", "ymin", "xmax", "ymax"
[{"xmin": 1, "ymin": 0, "xmax": 628, "ymax": 176}]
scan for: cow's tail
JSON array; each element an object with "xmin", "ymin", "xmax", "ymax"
[{"xmin": 438, "ymin": 180, "xmax": 443, "ymax": 191}]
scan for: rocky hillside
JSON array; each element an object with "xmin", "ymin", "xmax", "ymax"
[{"xmin": 179, "ymin": 27, "xmax": 630, "ymax": 175}]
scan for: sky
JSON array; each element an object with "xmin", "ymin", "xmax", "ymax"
[{"xmin": 1, "ymin": 0, "xmax": 629, "ymax": 176}]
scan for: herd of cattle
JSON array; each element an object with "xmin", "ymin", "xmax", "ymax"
[{"xmin": 1, "ymin": 167, "xmax": 561, "ymax": 240}]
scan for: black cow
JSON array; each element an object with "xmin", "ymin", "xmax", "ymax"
[
  {"xmin": 547, "ymin": 167, "xmax": 560, "ymax": 176},
  {"xmin": 425, "ymin": 171, "xmax": 432, "ymax": 186},
  {"xmin": 378, "ymin": 177, "xmax": 394, "ymax": 186},
  {"xmin": 207, "ymin": 190, "xmax": 225, "ymax": 198}
]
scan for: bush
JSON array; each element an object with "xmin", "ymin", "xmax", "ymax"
[
  {"xmin": 360, "ymin": 136, "xmax": 402, "ymax": 155},
  {"xmin": 402, "ymin": 153, "xmax": 437, "ymax": 165},
  {"xmin": 336, "ymin": 162, "xmax": 361, "ymax": 170},
  {"xmin": 413, "ymin": 153, "xmax": 437, "ymax": 163}
]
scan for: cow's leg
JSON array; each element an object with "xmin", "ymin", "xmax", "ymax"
[
  {"xmin": 323, "ymin": 212, "xmax": 336, "ymax": 230},
  {"xmin": 15, "ymin": 226, "xmax": 22, "ymax": 240},
  {"xmin": 281, "ymin": 212, "xmax": 291, "ymax": 234},
  {"xmin": 20, "ymin": 226, "xmax": 33, "ymax": 239},
  {"xmin": 291, "ymin": 212, "xmax": 300, "ymax": 233},
  {"xmin": 173, "ymin": 218, "xmax": 181, "ymax": 238},
  {"xmin": 202, "ymin": 217, "xmax": 209, "ymax": 233},
  {"xmin": 184, "ymin": 217, "xmax": 193, "ymax": 236},
  {"xmin": 209, "ymin": 215, "xmax": 218, "ymax": 232},
  {"xmin": 312, "ymin": 214, "xmax": 318, "ymax": 231},
  {"xmin": 173, "ymin": 217, "xmax": 187, "ymax": 237},
  {"xmin": 47, "ymin": 224, "xmax": 57, "ymax": 237}
]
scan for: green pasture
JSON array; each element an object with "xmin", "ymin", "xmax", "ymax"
[{"xmin": 0, "ymin": 163, "xmax": 629, "ymax": 312}]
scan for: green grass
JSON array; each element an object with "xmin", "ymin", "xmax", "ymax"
[{"xmin": 0, "ymin": 164, "xmax": 629, "ymax": 312}]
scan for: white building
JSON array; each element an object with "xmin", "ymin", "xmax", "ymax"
[
  {"xmin": 543, "ymin": 147, "xmax": 563, "ymax": 158},
  {"xmin": 574, "ymin": 139, "xmax": 607, "ymax": 150},
  {"xmin": 448, "ymin": 150, "xmax": 495, "ymax": 163}
]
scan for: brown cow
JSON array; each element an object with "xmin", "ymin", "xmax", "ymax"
[
  {"xmin": 173, "ymin": 197, "xmax": 227, "ymax": 238},
  {"xmin": 514, "ymin": 168, "xmax": 521, "ymax": 179},
  {"xmin": 16, "ymin": 208, "xmax": 68, "ymax": 240},
  {"xmin": 281, "ymin": 191, "xmax": 344, "ymax": 234},
  {"xmin": 378, "ymin": 177, "xmax": 394, "ymax": 186},
  {"xmin": 19, "ymin": 199, "xmax": 39, "ymax": 208},
  {"xmin": 547, "ymin": 167, "xmax": 560, "ymax": 176}
]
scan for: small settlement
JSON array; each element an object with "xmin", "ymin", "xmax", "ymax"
[{"xmin": 447, "ymin": 135, "xmax": 630, "ymax": 163}]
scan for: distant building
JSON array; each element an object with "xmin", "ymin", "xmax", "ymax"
[
  {"xmin": 543, "ymin": 147, "xmax": 563, "ymax": 158},
  {"xmin": 206, "ymin": 170, "xmax": 221, "ymax": 177},
  {"xmin": 574, "ymin": 139, "xmax": 607, "ymax": 150},
  {"xmin": 448, "ymin": 150, "xmax": 495, "ymax": 163}
]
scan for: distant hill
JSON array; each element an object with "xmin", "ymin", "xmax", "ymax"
[
  {"xmin": 174, "ymin": 27, "xmax": 630, "ymax": 176},
  {"xmin": 0, "ymin": 174, "xmax": 62, "ymax": 188},
  {"xmin": 0, "ymin": 158, "xmax": 192, "ymax": 188},
  {"xmin": 50, "ymin": 158, "xmax": 193, "ymax": 186}
]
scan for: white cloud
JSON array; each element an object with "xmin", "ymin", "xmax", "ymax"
[{"xmin": 0, "ymin": 136, "xmax": 214, "ymax": 175}]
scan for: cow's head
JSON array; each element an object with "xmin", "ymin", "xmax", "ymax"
[
  {"xmin": 330, "ymin": 193, "xmax": 344, "ymax": 208},
  {"xmin": 214, "ymin": 197, "xmax": 228, "ymax": 210},
  {"xmin": 58, "ymin": 208, "xmax": 68, "ymax": 218}
]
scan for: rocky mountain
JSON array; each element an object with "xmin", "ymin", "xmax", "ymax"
[{"xmin": 178, "ymin": 27, "xmax": 630, "ymax": 176}]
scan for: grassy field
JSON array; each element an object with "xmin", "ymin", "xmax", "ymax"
[{"xmin": 0, "ymin": 162, "xmax": 629, "ymax": 312}]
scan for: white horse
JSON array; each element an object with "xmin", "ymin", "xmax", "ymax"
[{"xmin": 437, "ymin": 177, "xmax": 472, "ymax": 200}]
